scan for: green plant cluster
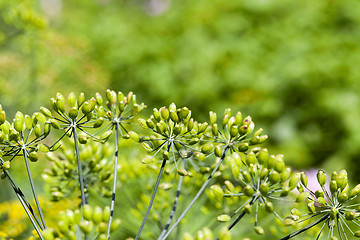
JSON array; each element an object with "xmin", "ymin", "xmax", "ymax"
[{"xmin": 0, "ymin": 90, "xmax": 359, "ymax": 240}]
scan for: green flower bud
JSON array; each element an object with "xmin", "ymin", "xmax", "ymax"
[
  {"xmin": 43, "ymin": 122, "xmax": 51, "ymax": 137},
  {"xmin": 110, "ymin": 219, "xmax": 121, "ymax": 232},
  {"xmin": 330, "ymin": 180, "xmax": 338, "ymax": 193},
  {"xmin": 68, "ymin": 107, "xmax": 78, "ymax": 120},
  {"xmin": 169, "ymin": 110, "xmax": 179, "ymax": 123},
  {"xmin": 224, "ymin": 180, "xmax": 235, "ymax": 192},
  {"xmin": 95, "ymin": 92, "xmax": 103, "ymax": 106},
  {"xmin": 100, "ymin": 130, "xmax": 113, "ymax": 141},
  {"xmin": 38, "ymin": 144, "xmax": 50, "ymax": 153},
  {"xmin": 257, "ymin": 148, "xmax": 268, "ymax": 165},
  {"xmin": 24, "ymin": 115, "xmax": 32, "ymax": 130},
  {"xmin": 245, "ymin": 152, "xmax": 256, "ymax": 165},
  {"xmin": 238, "ymin": 125, "xmax": 248, "ymax": 135},
  {"xmin": 238, "ymin": 143, "xmax": 249, "ymax": 152},
  {"xmin": 235, "ymin": 112, "xmax": 242, "ymax": 124},
  {"xmin": 66, "ymin": 92, "xmax": 76, "ymax": 107},
  {"xmin": 214, "ymin": 145, "xmax": 222, "ymax": 157},
  {"xmin": 265, "ymin": 202, "xmax": 273, "ymax": 213},
  {"xmin": 180, "ymin": 107, "xmax": 190, "ymax": 120},
  {"xmin": 345, "ymin": 211, "xmax": 356, "ymax": 221},
  {"xmin": 116, "ymin": 91, "xmax": 124, "ymax": 103},
  {"xmin": 3, "ymin": 161, "xmax": 10, "ymax": 170},
  {"xmin": 217, "ymin": 214, "xmax": 231, "ymax": 222},
  {"xmin": 14, "ymin": 118, "xmax": 24, "ymax": 132},
  {"xmin": 209, "ymin": 111, "xmax": 217, "ymax": 125},
  {"xmin": 34, "ymin": 124, "xmax": 42, "ymax": 138},
  {"xmin": 201, "ymin": 143, "xmax": 213, "ymax": 155},
  {"xmin": 198, "ymin": 122, "xmax": 208, "ymax": 133},
  {"xmin": 210, "ymin": 185, "xmax": 224, "ymax": 199},
  {"xmin": 56, "ymin": 93, "xmax": 65, "ymax": 112},
  {"xmin": 39, "ymin": 107, "xmax": 52, "ymax": 119},
  {"xmin": 0, "ymin": 111, "xmax": 6, "ymax": 124},
  {"xmin": 269, "ymin": 171, "xmax": 280, "ymax": 185},
  {"xmin": 187, "ymin": 118, "xmax": 194, "ymax": 131},
  {"xmin": 77, "ymin": 93, "xmax": 85, "ymax": 107},
  {"xmin": 177, "ymin": 169, "xmax": 188, "ymax": 176},
  {"xmin": 259, "ymin": 182, "xmax": 269, "ymax": 196},
  {"xmin": 222, "ymin": 114, "xmax": 230, "ymax": 127},
  {"xmin": 230, "ymin": 125, "xmax": 238, "ymax": 137},
  {"xmin": 289, "ymin": 173, "xmax": 300, "ymax": 190},
  {"xmin": 296, "ymin": 192, "xmax": 308, "ymax": 203},
  {"xmin": 9, "ymin": 128, "xmax": 19, "ymax": 141},
  {"xmin": 307, "ymin": 202, "xmax": 315, "ymax": 213},
  {"xmin": 93, "ymin": 117, "xmax": 104, "ymax": 128},
  {"xmin": 280, "ymin": 168, "xmax": 291, "ymax": 183},
  {"xmin": 153, "ymin": 108, "xmax": 161, "ymax": 121},
  {"xmin": 267, "ymin": 155, "xmax": 275, "ymax": 169},
  {"xmin": 50, "ymin": 119, "xmax": 60, "ymax": 130},
  {"xmin": 330, "ymin": 207, "xmax": 337, "ymax": 220},
  {"xmin": 246, "ymin": 121, "xmax": 255, "ymax": 135},
  {"xmin": 317, "ymin": 197, "xmax": 326, "ymax": 206},
  {"xmin": 280, "ymin": 186, "xmax": 290, "ymax": 197},
  {"xmin": 338, "ymin": 192, "xmax": 348, "ymax": 204},
  {"xmin": 219, "ymin": 227, "xmax": 231, "ymax": 240},
  {"xmin": 244, "ymin": 184, "xmax": 254, "ymax": 197},
  {"xmin": 300, "ymin": 172, "xmax": 308, "ymax": 187},
  {"xmin": 92, "ymin": 206, "xmax": 103, "ymax": 224},
  {"xmin": 254, "ymin": 226, "xmax": 264, "ymax": 235},
  {"xmin": 233, "ymin": 152, "xmax": 243, "ymax": 168},
  {"xmin": 81, "ymin": 101, "xmax": 91, "ymax": 115},
  {"xmin": 28, "ymin": 151, "xmax": 38, "ymax": 162},
  {"xmin": 242, "ymin": 170, "xmax": 252, "ymax": 183},
  {"xmin": 317, "ymin": 170, "xmax": 327, "ymax": 186},
  {"xmin": 274, "ymin": 155, "xmax": 285, "ymax": 173},
  {"xmin": 42, "ymin": 228, "xmax": 55, "ymax": 240},
  {"xmin": 83, "ymin": 205, "xmax": 93, "ymax": 221},
  {"xmin": 79, "ymin": 220, "xmax": 93, "ymax": 234},
  {"xmin": 244, "ymin": 203, "xmax": 251, "ymax": 214},
  {"xmin": 128, "ymin": 131, "xmax": 140, "ymax": 142},
  {"xmin": 230, "ymin": 162, "xmax": 240, "ymax": 179},
  {"xmin": 349, "ymin": 184, "xmax": 360, "ymax": 198},
  {"xmin": 260, "ymin": 167, "xmax": 269, "ymax": 180},
  {"xmin": 194, "ymin": 152, "xmax": 205, "ymax": 161},
  {"xmin": 160, "ymin": 107, "xmax": 169, "ymax": 120}
]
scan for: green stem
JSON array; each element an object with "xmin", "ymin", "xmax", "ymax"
[
  {"xmin": 22, "ymin": 147, "xmax": 47, "ymax": 229},
  {"xmin": 161, "ymin": 146, "xmax": 230, "ymax": 239},
  {"xmin": 107, "ymin": 123, "xmax": 120, "ymax": 239},
  {"xmin": 73, "ymin": 126, "xmax": 87, "ymax": 240},
  {"xmin": 135, "ymin": 143, "xmax": 171, "ymax": 240},
  {"xmin": 157, "ymin": 161, "xmax": 184, "ymax": 240},
  {"xmin": 280, "ymin": 214, "xmax": 329, "ymax": 240},
  {"xmin": 1, "ymin": 160, "xmax": 44, "ymax": 239}
]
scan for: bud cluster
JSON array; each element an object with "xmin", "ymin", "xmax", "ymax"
[
  {"xmin": 210, "ymin": 148, "xmax": 298, "ymax": 235},
  {"xmin": 39, "ymin": 205, "xmax": 121, "ymax": 240},
  {"xmin": 285, "ymin": 169, "xmax": 360, "ymax": 239},
  {"xmin": 42, "ymin": 139, "xmax": 114, "ymax": 201}
]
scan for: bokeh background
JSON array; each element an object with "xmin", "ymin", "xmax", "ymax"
[{"xmin": 1, "ymin": 0, "xmax": 360, "ymax": 238}]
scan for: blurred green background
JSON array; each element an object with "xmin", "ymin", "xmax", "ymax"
[{"xmin": 1, "ymin": 0, "xmax": 360, "ymax": 238}]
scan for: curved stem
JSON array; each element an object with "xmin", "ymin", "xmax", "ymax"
[
  {"xmin": 135, "ymin": 143, "xmax": 171, "ymax": 240},
  {"xmin": 161, "ymin": 146, "xmax": 230, "ymax": 239},
  {"xmin": 22, "ymin": 147, "xmax": 46, "ymax": 229},
  {"xmin": 107, "ymin": 123, "xmax": 120, "ymax": 239},
  {"xmin": 157, "ymin": 164, "xmax": 184, "ymax": 239}
]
